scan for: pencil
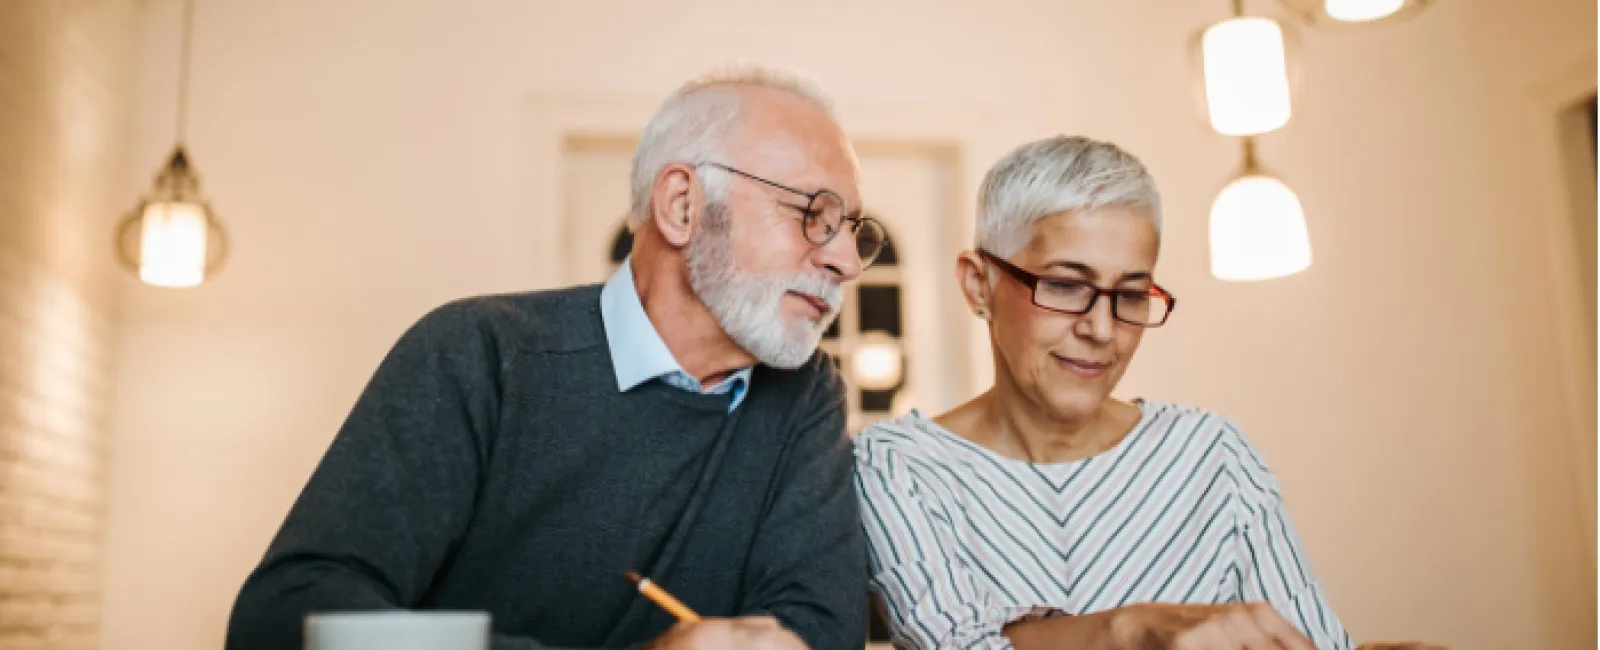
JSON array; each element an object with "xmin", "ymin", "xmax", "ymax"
[{"xmin": 624, "ymin": 570, "xmax": 702, "ymax": 622}]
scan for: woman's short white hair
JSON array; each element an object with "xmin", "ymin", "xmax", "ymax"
[
  {"xmin": 628, "ymin": 64, "xmax": 835, "ymax": 225},
  {"xmin": 975, "ymin": 135, "xmax": 1162, "ymax": 259}
]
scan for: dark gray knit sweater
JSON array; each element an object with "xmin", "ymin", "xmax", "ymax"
[{"xmin": 224, "ymin": 285, "xmax": 867, "ymax": 650}]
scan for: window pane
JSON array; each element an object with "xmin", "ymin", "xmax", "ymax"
[
  {"xmin": 873, "ymin": 228, "xmax": 899, "ymax": 266},
  {"xmin": 857, "ymin": 285, "xmax": 901, "ymax": 336},
  {"xmin": 860, "ymin": 388, "xmax": 895, "ymax": 412}
]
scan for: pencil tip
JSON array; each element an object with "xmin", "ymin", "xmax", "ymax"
[{"xmin": 624, "ymin": 569, "xmax": 643, "ymax": 584}]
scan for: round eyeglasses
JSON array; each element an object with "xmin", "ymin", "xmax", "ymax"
[{"xmin": 700, "ymin": 162, "xmax": 886, "ymax": 268}]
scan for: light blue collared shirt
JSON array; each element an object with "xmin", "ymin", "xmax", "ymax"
[{"xmin": 599, "ymin": 259, "xmax": 752, "ymax": 412}]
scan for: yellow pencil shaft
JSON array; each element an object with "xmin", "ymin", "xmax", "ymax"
[{"xmin": 637, "ymin": 578, "xmax": 701, "ymax": 622}]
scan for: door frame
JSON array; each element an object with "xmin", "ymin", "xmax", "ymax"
[{"xmin": 1520, "ymin": 57, "xmax": 1597, "ymax": 561}]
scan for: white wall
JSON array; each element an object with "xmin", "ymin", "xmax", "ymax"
[
  {"xmin": 0, "ymin": 2, "xmax": 137, "ymax": 649},
  {"xmin": 1456, "ymin": 0, "xmax": 1598, "ymax": 643},
  {"xmin": 104, "ymin": 1, "xmax": 1595, "ymax": 649}
]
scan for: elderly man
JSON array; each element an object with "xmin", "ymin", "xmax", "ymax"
[{"xmin": 226, "ymin": 66, "xmax": 885, "ymax": 650}]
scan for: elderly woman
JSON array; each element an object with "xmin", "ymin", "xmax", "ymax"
[{"xmin": 855, "ymin": 136, "xmax": 1439, "ymax": 650}]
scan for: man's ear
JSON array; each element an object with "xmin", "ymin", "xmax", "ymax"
[
  {"xmin": 649, "ymin": 162, "xmax": 700, "ymax": 248},
  {"xmin": 955, "ymin": 251, "xmax": 994, "ymax": 321}
]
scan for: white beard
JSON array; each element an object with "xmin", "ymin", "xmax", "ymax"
[{"xmin": 686, "ymin": 201, "xmax": 843, "ymax": 369}]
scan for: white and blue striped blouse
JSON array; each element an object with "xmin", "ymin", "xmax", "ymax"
[{"xmin": 853, "ymin": 399, "xmax": 1353, "ymax": 650}]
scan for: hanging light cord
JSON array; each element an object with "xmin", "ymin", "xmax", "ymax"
[
  {"xmin": 174, "ymin": 0, "xmax": 196, "ymax": 144},
  {"xmin": 1239, "ymin": 136, "xmax": 1260, "ymax": 174}
]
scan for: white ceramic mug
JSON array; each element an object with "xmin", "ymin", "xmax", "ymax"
[{"xmin": 304, "ymin": 610, "xmax": 491, "ymax": 650}]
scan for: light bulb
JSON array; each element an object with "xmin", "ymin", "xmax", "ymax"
[
  {"xmin": 138, "ymin": 201, "xmax": 208, "ymax": 287},
  {"xmin": 851, "ymin": 336, "xmax": 903, "ymax": 391},
  {"xmin": 1209, "ymin": 175, "xmax": 1312, "ymax": 281},
  {"xmin": 1325, "ymin": 0, "xmax": 1405, "ymax": 22},
  {"xmin": 1200, "ymin": 17, "xmax": 1293, "ymax": 136}
]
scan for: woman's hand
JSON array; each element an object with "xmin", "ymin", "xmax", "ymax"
[
  {"xmin": 1107, "ymin": 601, "xmax": 1315, "ymax": 650},
  {"xmin": 1004, "ymin": 602, "xmax": 1445, "ymax": 650}
]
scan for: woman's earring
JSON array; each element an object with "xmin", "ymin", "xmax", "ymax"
[{"xmin": 975, "ymin": 308, "xmax": 990, "ymax": 321}]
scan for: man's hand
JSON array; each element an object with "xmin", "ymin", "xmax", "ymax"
[
  {"xmin": 647, "ymin": 616, "xmax": 808, "ymax": 650},
  {"xmin": 1108, "ymin": 602, "xmax": 1316, "ymax": 650}
]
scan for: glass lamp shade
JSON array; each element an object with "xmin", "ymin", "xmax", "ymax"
[
  {"xmin": 136, "ymin": 201, "xmax": 209, "ymax": 287},
  {"xmin": 1325, "ymin": 0, "xmax": 1405, "ymax": 21},
  {"xmin": 115, "ymin": 146, "xmax": 228, "ymax": 287},
  {"xmin": 1209, "ymin": 174, "xmax": 1313, "ymax": 281},
  {"xmin": 1198, "ymin": 17, "xmax": 1294, "ymax": 136},
  {"xmin": 1278, "ymin": 0, "xmax": 1431, "ymax": 24}
]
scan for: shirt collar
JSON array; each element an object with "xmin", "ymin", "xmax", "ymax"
[{"xmin": 599, "ymin": 258, "xmax": 753, "ymax": 408}]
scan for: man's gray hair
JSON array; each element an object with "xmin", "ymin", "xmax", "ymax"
[
  {"xmin": 628, "ymin": 64, "xmax": 835, "ymax": 225},
  {"xmin": 975, "ymin": 135, "xmax": 1163, "ymax": 259}
]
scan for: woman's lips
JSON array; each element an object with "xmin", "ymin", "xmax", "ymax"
[{"xmin": 1052, "ymin": 353, "xmax": 1110, "ymax": 379}]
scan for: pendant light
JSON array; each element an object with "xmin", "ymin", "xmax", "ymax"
[
  {"xmin": 850, "ymin": 332, "xmax": 905, "ymax": 392},
  {"xmin": 1195, "ymin": 0, "xmax": 1297, "ymax": 136},
  {"xmin": 115, "ymin": 0, "xmax": 227, "ymax": 288},
  {"xmin": 1278, "ymin": 0, "xmax": 1431, "ymax": 25},
  {"xmin": 1188, "ymin": 0, "xmax": 1427, "ymax": 282},
  {"xmin": 1209, "ymin": 138, "xmax": 1312, "ymax": 281}
]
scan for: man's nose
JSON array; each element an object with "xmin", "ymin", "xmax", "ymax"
[{"xmin": 812, "ymin": 228, "xmax": 863, "ymax": 282}]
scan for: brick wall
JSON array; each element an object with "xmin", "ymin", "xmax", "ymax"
[{"xmin": 0, "ymin": 1, "xmax": 137, "ymax": 649}]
